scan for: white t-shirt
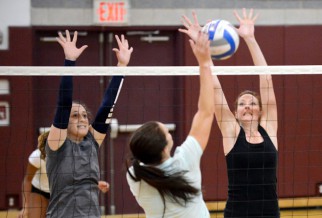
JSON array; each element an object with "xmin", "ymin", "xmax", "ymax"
[
  {"xmin": 127, "ymin": 136, "xmax": 210, "ymax": 218},
  {"xmin": 29, "ymin": 149, "xmax": 50, "ymax": 193}
]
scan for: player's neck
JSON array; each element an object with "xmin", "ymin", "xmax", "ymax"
[{"xmin": 240, "ymin": 121, "xmax": 259, "ymax": 135}]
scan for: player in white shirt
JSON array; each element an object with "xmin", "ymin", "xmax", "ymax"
[
  {"xmin": 19, "ymin": 132, "xmax": 50, "ymax": 218},
  {"xmin": 126, "ymin": 27, "xmax": 215, "ymax": 218}
]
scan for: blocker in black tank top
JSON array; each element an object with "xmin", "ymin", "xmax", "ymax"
[{"xmin": 224, "ymin": 125, "xmax": 279, "ymax": 218}]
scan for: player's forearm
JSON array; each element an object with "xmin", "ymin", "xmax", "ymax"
[{"xmin": 244, "ymin": 37, "xmax": 267, "ymax": 66}]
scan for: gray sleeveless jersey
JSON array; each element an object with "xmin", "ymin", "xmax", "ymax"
[{"xmin": 45, "ymin": 132, "xmax": 100, "ymax": 218}]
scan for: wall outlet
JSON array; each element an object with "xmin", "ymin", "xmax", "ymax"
[{"xmin": 6, "ymin": 194, "xmax": 19, "ymax": 209}]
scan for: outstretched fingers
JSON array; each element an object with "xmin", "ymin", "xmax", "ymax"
[
  {"xmin": 233, "ymin": 10, "xmax": 242, "ymax": 23},
  {"xmin": 113, "ymin": 34, "xmax": 133, "ymax": 66},
  {"xmin": 179, "ymin": 11, "xmax": 202, "ymax": 42},
  {"xmin": 79, "ymin": 45, "xmax": 88, "ymax": 54},
  {"xmin": 114, "ymin": 34, "xmax": 125, "ymax": 52},
  {"xmin": 114, "ymin": 34, "xmax": 122, "ymax": 51},
  {"xmin": 192, "ymin": 11, "xmax": 199, "ymax": 26},
  {"xmin": 252, "ymin": 12, "xmax": 259, "ymax": 22},
  {"xmin": 56, "ymin": 31, "xmax": 66, "ymax": 47},
  {"xmin": 237, "ymin": 8, "xmax": 259, "ymax": 21},
  {"xmin": 121, "ymin": 34, "xmax": 130, "ymax": 49},
  {"xmin": 248, "ymin": 8, "xmax": 253, "ymax": 19},
  {"xmin": 72, "ymin": 31, "xmax": 78, "ymax": 44},
  {"xmin": 190, "ymin": 31, "xmax": 211, "ymax": 64},
  {"xmin": 56, "ymin": 29, "xmax": 88, "ymax": 61},
  {"xmin": 181, "ymin": 14, "xmax": 192, "ymax": 29},
  {"xmin": 65, "ymin": 29, "xmax": 71, "ymax": 42}
]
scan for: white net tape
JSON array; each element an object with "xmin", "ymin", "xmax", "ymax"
[{"xmin": 1, "ymin": 65, "xmax": 322, "ymax": 76}]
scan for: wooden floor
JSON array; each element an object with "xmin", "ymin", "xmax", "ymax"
[
  {"xmin": 1, "ymin": 209, "xmax": 322, "ymax": 218},
  {"xmin": 209, "ymin": 209, "xmax": 322, "ymax": 218}
]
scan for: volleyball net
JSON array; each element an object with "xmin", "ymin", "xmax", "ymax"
[
  {"xmin": 2, "ymin": 65, "xmax": 322, "ymax": 75},
  {"xmin": 0, "ymin": 66, "xmax": 322, "ymax": 217}
]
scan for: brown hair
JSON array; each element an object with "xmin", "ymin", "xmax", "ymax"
[
  {"xmin": 126, "ymin": 121, "xmax": 199, "ymax": 215},
  {"xmin": 38, "ymin": 131, "xmax": 49, "ymax": 160},
  {"xmin": 234, "ymin": 90, "xmax": 262, "ymax": 122},
  {"xmin": 234, "ymin": 90, "xmax": 262, "ymax": 111},
  {"xmin": 72, "ymin": 100, "xmax": 93, "ymax": 122}
]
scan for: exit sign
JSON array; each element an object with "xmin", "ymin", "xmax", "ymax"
[{"xmin": 93, "ymin": 0, "xmax": 129, "ymax": 25}]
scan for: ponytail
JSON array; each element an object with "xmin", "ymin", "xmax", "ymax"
[
  {"xmin": 126, "ymin": 121, "xmax": 200, "ymax": 213},
  {"xmin": 126, "ymin": 158, "xmax": 199, "ymax": 206}
]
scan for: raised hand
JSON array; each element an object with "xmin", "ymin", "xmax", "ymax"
[
  {"xmin": 189, "ymin": 31, "xmax": 211, "ymax": 66},
  {"xmin": 56, "ymin": 30, "xmax": 88, "ymax": 61},
  {"xmin": 179, "ymin": 11, "xmax": 202, "ymax": 42},
  {"xmin": 113, "ymin": 34, "xmax": 133, "ymax": 67},
  {"xmin": 234, "ymin": 8, "xmax": 258, "ymax": 40}
]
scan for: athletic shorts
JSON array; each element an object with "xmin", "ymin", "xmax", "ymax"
[{"xmin": 31, "ymin": 185, "xmax": 50, "ymax": 200}]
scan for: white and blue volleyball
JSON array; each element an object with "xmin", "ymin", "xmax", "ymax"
[{"xmin": 202, "ymin": 19, "xmax": 239, "ymax": 60}]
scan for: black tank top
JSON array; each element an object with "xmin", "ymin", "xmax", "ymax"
[{"xmin": 224, "ymin": 125, "xmax": 279, "ymax": 218}]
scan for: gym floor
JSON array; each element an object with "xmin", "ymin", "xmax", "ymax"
[{"xmin": 1, "ymin": 209, "xmax": 322, "ymax": 218}]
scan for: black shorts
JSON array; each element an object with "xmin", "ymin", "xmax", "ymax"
[{"xmin": 31, "ymin": 185, "xmax": 50, "ymax": 200}]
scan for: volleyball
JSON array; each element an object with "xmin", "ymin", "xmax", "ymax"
[{"xmin": 202, "ymin": 19, "xmax": 239, "ymax": 60}]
